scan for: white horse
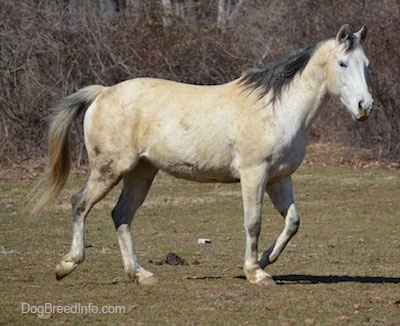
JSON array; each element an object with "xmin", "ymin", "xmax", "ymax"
[{"xmin": 32, "ymin": 25, "xmax": 373, "ymax": 285}]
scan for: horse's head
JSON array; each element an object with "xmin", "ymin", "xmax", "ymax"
[{"xmin": 326, "ymin": 24, "xmax": 373, "ymax": 121}]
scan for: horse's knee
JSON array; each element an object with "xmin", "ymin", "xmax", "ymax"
[
  {"xmin": 287, "ymin": 214, "xmax": 300, "ymax": 235},
  {"xmin": 245, "ymin": 218, "xmax": 261, "ymax": 237},
  {"xmin": 286, "ymin": 204, "xmax": 300, "ymax": 236}
]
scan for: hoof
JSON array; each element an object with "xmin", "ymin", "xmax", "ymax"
[
  {"xmin": 244, "ymin": 266, "xmax": 276, "ymax": 286},
  {"xmin": 139, "ymin": 274, "xmax": 158, "ymax": 285},
  {"xmin": 126, "ymin": 269, "xmax": 158, "ymax": 285},
  {"xmin": 55, "ymin": 260, "xmax": 78, "ymax": 280},
  {"xmin": 255, "ymin": 275, "xmax": 276, "ymax": 286}
]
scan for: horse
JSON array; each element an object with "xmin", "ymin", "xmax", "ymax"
[{"xmin": 32, "ymin": 25, "xmax": 373, "ymax": 285}]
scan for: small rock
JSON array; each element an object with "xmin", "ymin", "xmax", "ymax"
[{"xmin": 197, "ymin": 238, "xmax": 212, "ymax": 244}]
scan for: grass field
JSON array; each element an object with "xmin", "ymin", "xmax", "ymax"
[{"xmin": 1, "ymin": 157, "xmax": 399, "ymax": 325}]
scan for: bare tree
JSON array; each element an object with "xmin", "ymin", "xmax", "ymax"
[
  {"xmin": 0, "ymin": 0, "xmax": 398, "ymax": 163},
  {"xmin": 100, "ymin": 0, "xmax": 140, "ymax": 13},
  {"xmin": 161, "ymin": 0, "xmax": 187, "ymax": 25},
  {"xmin": 217, "ymin": 0, "xmax": 243, "ymax": 28}
]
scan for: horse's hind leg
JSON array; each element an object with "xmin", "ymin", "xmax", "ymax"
[
  {"xmin": 259, "ymin": 176, "xmax": 300, "ymax": 269},
  {"xmin": 111, "ymin": 160, "xmax": 158, "ymax": 284},
  {"xmin": 55, "ymin": 167, "xmax": 121, "ymax": 280}
]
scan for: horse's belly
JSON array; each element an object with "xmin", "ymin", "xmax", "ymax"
[
  {"xmin": 144, "ymin": 146, "xmax": 239, "ymax": 183},
  {"xmin": 160, "ymin": 162, "xmax": 239, "ymax": 183},
  {"xmin": 142, "ymin": 122, "xmax": 241, "ymax": 182}
]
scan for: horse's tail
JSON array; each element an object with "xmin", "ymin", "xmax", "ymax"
[{"xmin": 31, "ymin": 85, "xmax": 105, "ymax": 218}]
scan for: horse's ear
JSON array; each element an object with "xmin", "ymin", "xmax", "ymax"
[
  {"xmin": 355, "ymin": 26, "xmax": 368, "ymax": 44},
  {"xmin": 336, "ymin": 24, "xmax": 352, "ymax": 43}
]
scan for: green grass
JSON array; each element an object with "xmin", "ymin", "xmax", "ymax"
[{"xmin": 1, "ymin": 161, "xmax": 399, "ymax": 325}]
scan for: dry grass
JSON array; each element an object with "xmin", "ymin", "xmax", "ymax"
[{"xmin": 1, "ymin": 154, "xmax": 399, "ymax": 325}]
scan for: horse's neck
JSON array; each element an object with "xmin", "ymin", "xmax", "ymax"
[{"xmin": 276, "ymin": 41, "xmax": 331, "ymax": 131}]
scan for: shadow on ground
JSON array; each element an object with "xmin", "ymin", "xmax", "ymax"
[{"xmin": 274, "ymin": 274, "xmax": 400, "ymax": 284}]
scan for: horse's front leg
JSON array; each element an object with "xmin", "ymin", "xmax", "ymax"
[
  {"xmin": 259, "ymin": 176, "xmax": 300, "ymax": 269},
  {"xmin": 240, "ymin": 165, "xmax": 275, "ymax": 285}
]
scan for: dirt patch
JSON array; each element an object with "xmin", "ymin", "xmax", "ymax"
[{"xmin": 150, "ymin": 252, "xmax": 189, "ymax": 266}]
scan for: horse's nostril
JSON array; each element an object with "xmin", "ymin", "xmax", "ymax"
[{"xmin": 359, "ymin": 99, "xmax": 373, "ymax": 112}]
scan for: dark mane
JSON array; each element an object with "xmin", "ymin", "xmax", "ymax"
[{"xmin": 239, "ymin": 43, "xmax": 317, "ymax": 103}]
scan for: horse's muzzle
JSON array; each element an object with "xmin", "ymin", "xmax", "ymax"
[{"xmin": 354, "ymin": 100, "xmax": 373, "ymax": 121}]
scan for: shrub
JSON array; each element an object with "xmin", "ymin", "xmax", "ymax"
[{"xmin": 0, "ymin": 0, "xmax": 398, "ymax": 164}]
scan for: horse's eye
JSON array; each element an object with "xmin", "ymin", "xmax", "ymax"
[{"xmin": 339, "ymin": 61, "xmax": 347, "ymax": 68}]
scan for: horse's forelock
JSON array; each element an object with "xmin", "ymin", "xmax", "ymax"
[{"xmin": 343, "ymin": 33, "xmax": 357, "ymax": 52}]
